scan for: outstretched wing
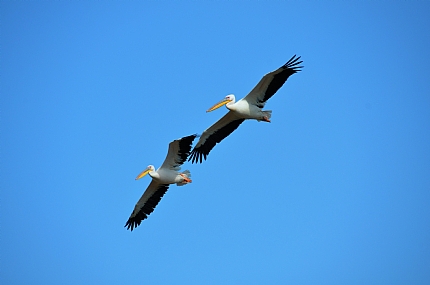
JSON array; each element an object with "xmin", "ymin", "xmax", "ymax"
[
  {"xmin": 125, "ymin": 180, "xmax": 170, "ymax": 231},
  {"xmin": 159, "ymin": 134, "xmax": 197, "ymax": 170},
  {"xmin": 189, "ymin": 111, "xmax": 245, "ymax": 163},
  {"xmin": 244, "ymin": 55, "xmax": 303, "ymax": 107}
]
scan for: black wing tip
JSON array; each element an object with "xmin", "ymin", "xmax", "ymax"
[
  {"xmin": 188, "ymin": 148, "xmax": 206, "ymax": 164},
  {"xmin": 125, "ymin": 212, "xmax": 147, "ymax": 231},
  {"xmin": 182, "ymin": 133, "xmax": 198, "ymax": 141},
  {"xmin": 124, "ymin": 218, "xmax": 143, "ymax": 232},
  {"xmin": 283, "ymin": 54, "xmax": 304, "ymax": 72},
  {"xmin": 124, "ymin": 184, "xmax": 170, "ymax": 231},
  {"xmin": 178, "ymin": 134, "xmax": 198, "ymax": 147}
]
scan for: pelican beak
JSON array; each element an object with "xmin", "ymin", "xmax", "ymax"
[
  {"xmin": 206, "ymin": 98, "xmax": 231, "ymax": 112},
  {"xmin": 135, "ymin": 167, "xmax": 151, "ymax": 180}
]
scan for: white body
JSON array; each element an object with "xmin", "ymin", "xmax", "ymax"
[
  {"xmin": 224, "ymin": 95, "xmax": 272, "ymax": 122},
  {"xmin": 148, "ymin": 167, "xmax": 191, "ymax": 186}
]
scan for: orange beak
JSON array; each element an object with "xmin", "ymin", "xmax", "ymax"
[
  {"xmin": 135, "ymin": 167, "xmax": 151, "ymax": 180},
  {"xmin": 206, "ymin": 98, "xmax": 231, "ymax": 112}
]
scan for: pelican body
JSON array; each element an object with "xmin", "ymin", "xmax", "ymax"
[
  {"xmin": 208, "ymin": 94, "xmax": 272, "ymax": 122},
  {"xmin": 135, "ymin": 164, "xmax": 191, "ymax": 186},
  {"xmin": 189, "ymin": 55, "xmax": 303, "ymax": 163},
  {"xmin": 125, "ymin": 134, "xmax": 197, "ymax": 231}
]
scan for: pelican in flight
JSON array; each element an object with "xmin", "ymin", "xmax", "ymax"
[
  {"xmin": 125, "ymin": 134, "xmax": 197, "ymax": 231},
  {"xmin": 189, "ymin": 55, "xmax": 303, "ymax": 163}
]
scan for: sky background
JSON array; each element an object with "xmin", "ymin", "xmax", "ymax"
[{"xmin": 1, "ymin": 1, "xmax": 430, "ymax": 284}]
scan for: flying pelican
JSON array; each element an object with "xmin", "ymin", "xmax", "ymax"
[
  {"xmin": 188, "ymin": 55, "xmax": 303, "ymax": 163},
  {"xmin": 125, "ymin": 134, "xmax": 197, "ymax": 231}
]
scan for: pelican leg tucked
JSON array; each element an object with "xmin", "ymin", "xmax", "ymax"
[{"xmin": 179, "ymin": 173, "xmax": 192, "ymax": 183}]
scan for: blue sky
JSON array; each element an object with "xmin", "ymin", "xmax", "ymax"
[{"xmin": 1, "ymin": 1, "xmax": 430, "ymax": 284}]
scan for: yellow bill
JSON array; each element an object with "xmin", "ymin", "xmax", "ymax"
[
  {"xmin": 206, "ymin": 98, "xmax": 231, "ymax": 112},
  {"xmin": 135, "ymin": 167, "xmax": 151, "ymax": 180}
]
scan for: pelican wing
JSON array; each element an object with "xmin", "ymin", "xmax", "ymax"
[
  {"xmin": 159, "ymin": 134, "xmax": 197, "ymax": 170},
  {"xmin": 189, "ymin": 111, "xmax": 245, "ymax": 163},
  {"xmin": 125, "ymin": 180, "xmax": 170, "ymax": 231},
  {"xmin": 244, "ymin": 55, "xmax": 303, "ymax": 107}
]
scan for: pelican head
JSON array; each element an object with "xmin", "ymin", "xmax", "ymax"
[
  {"xmin": 206, "ymin": 94, "xmax": 235, "ymax": 112},
  {"xmin": 135, "ymin": 165, "xmax": 155, "ymax": 180}
]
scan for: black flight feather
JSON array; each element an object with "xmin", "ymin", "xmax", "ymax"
[
  {"xmin": 262, "ymin": 55, "xmax": 303, "ymax": 103},
  {"xmin": 125, "ymin": 184, "xmax": 170, "ymax": 231},
  {"xmin": 188, "ymin": 118, "xmax": 245, "ymax": 163},
  {"xmin": 175, "ymin": 134, "xmax": 197, "ymax": 165}
]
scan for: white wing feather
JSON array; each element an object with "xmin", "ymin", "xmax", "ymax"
[{"xmin": 159, "ymin": 138, "xmax": 182, "ymax": 171}]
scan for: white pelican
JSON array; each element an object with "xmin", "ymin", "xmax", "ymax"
[
  {"xmin": 189, "ymin": 55, "xmax": 303, "ymax": 163},
  {"xmin": 125, "ymin": 134, "xmax": 197, "ymax": 231}
]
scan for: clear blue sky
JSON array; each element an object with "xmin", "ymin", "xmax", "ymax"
[{"xmin": 1, "ymin": 1, "xmax": 430, "ymax": 284}]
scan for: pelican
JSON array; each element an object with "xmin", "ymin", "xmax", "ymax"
[
  {"xmin": 189, "ymin": 55, "xmax": 303, "ymax": 163},
  {"xmin": 125, "ymin": 134, "xmax": 197, "ymax": 231}
]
